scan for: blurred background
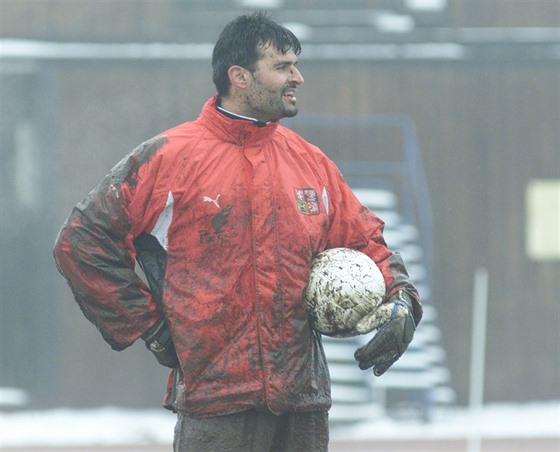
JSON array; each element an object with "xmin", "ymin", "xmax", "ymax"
[{"xmin": 1, "ymin": 0, "xmax": 559, "ymax": 445}]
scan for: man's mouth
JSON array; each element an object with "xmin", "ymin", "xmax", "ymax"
[{"xmin": 284, "ymin": 89, "xmax": 297, "ymax": 103}]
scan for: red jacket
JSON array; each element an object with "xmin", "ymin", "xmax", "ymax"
[{"xmin": 54, "ymin": 96, "xmax": 421, "ymax": 417}]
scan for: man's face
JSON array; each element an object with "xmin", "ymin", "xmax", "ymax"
[{"xmin": 242, "ymin": 44, "xmax": 304, "ymax": 122}]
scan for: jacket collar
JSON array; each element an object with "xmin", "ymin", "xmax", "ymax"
[{"xmin": 198, "ymin": 95, "xmax": 280, "ymax": 146}]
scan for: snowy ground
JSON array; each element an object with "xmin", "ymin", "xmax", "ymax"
[{"xmin": 1, "ymin": 400, "xmax": 558, "ymax": 448}]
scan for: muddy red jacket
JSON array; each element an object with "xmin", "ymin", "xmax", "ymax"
[{"xmin": 54, "ymin": 96, "xmax": 421, "ymax": 417}]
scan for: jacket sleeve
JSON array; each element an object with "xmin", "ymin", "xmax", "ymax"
[
  {"xmin": 325, "ymin": 167, "xmax": 423, "ymax": 325},
  {"xmin": 53, "ymin": 136, "xmax": 169, "ymax": 350}
]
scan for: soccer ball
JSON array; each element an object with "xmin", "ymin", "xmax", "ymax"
[{"xmin": 304, "ymin": 248, "xmax": 386, "ymax": 337}]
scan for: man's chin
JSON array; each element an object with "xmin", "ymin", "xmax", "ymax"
[
  {"xmin": 283, "ymin": 107, "xmax": 299, "ymax": 118},
  {"xmin": 270, "ymin": 106, "xmax": 299, "ymax": 121}
]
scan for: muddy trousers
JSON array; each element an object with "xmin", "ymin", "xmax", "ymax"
[{"xmin": 173, "ymin": 409, "xmax": 329, "ymax": 452}]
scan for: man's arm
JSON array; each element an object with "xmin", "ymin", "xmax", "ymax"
[
  {"xmin": 53, "ymin": 137, "xmax": 167, "ymax": 351},
  {"xmin": 324, "ymin": 165, "xmax": 422, "ymax": 374}
]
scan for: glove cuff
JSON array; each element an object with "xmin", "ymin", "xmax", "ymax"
[
  {"xmin": 143, "ymin": 319, "xmax": 179, "ymax": 368},
  {"xmin": 388, "ymin": 289, "xmax": 416, "ymax": 323},
  {"xmin": 143, "ymin": 319, "xmax": 174, "ymax": 355},
  {"xmin": 142, "ymin": 319, "xmax": 166, "ymax": 344},
  {"xmin": 390, "ymin": 290, "xmax": 416, "ymax": 328}
]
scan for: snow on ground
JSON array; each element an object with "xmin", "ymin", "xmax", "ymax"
[
  {"xmin": 1, "ymin": 407, "xmax": 175, "ymax": 447},
  {"xmin": 1, "ymin": 401, "xmax": 558, "ymax": 447},
  {"xmin": 330, "ymin": 401, "xmax": 560, "ymax": 442}
]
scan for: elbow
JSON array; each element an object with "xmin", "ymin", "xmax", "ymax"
[{"xmin": 53, "ymin": 222, "xmax": 75, "ymax": 275}]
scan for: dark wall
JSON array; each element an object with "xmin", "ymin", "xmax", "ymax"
[
  {"xmin": 3, "ymin": 0, "xmax": 560, "ymax": 41},
  {"xmin": 1, "ymin": 0, "xmax": 558, "ymax": 408}
]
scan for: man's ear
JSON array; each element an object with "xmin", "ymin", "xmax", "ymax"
[{"xmin": 228, "ymin": 65, "xmax": 250, "ymax": 89}]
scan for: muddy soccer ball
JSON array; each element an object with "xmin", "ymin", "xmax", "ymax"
[{"xmin": 304, "ymin": 248, "xmax": 386, "ymax": 337}]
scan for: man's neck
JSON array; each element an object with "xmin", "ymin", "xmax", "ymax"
[{"xmin": 216, "ymin": 105, "xmax": 269, "ymax": 126}]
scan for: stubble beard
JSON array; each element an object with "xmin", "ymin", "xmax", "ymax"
[
  {"xmin": 247, "ymin": 77, "xmax": 299, "ymax": 122},
  {"xmin": 283, "ymin": 101, "xmax": 299, "ymax": 118}
]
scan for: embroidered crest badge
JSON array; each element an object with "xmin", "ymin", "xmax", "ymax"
[{"xmin": 294, "ymin": 188, "xmax": 320, "ymax": 215}]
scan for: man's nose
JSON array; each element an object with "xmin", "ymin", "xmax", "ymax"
[{"xmin": 290, "ymin": 67, "xmax": 304, "ymax": 85}]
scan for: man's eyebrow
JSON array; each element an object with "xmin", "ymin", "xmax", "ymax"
[{"xmin": 274, "ymin": 58, "xmax": 298, "ymax": 67}]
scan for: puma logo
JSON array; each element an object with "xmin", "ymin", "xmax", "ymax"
[{"xmin": 203, "ymin": 194, "xmax": 221, "ymax": 208}]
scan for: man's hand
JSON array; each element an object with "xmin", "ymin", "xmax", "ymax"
[
  {"xmin": 142, "ymin": 319, "xmax": 179, "ymax": 368},
  {"xmin": 354, "ymin": 290, "xmax": 416, "ymax": 376}
]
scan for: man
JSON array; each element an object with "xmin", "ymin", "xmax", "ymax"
[{"xmin": 54, "ymin": 12, "xmax": 421, "ymax": 451}]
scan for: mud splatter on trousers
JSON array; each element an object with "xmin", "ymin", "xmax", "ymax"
[{"xmin": 173, "ymin": 409, "xmax": 329, "ymax": 451}]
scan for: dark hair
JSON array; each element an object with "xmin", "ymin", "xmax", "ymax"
[{"xmin": 212, "ymin": 12, "xmax": 302, "ymax": 97}]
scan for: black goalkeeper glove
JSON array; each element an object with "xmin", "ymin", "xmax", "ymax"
[
  {"xmin": 354, "ymin": 290, "xmax": 416, "ymax": 376},
  {"xmin": 142, "ymin": 319, "xmax": 179, "ymax": 368}
]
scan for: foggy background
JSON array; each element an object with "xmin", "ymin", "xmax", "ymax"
[{"xmin": 1, "ymin": 0, "xmax": 558, "ymax": 430}]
